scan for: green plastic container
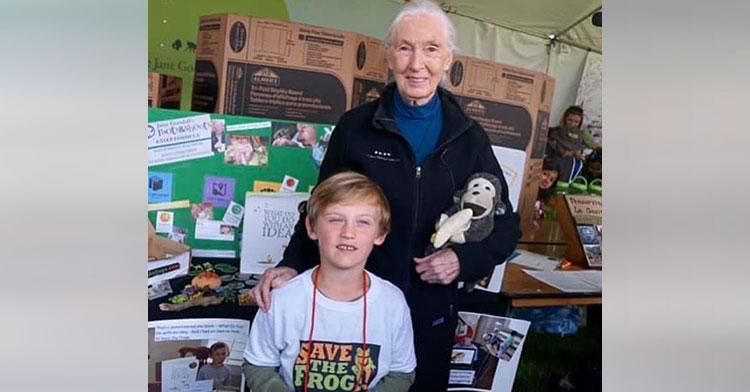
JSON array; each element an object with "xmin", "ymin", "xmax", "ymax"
[
  {"xmin": 553, "ymin": 181, "xmax": 570, "ymax": 195},
  {"xmin": 569, "ymin": 176, "xmax": 589, "ymax": 195},
  {"xmin": 588, "ymin": 178, "xmax": 602, "ymax": 196}
]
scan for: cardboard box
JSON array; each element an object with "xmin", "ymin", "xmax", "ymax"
[
  {"xmin": 148, "ymin": 220, "xmax": 191, "ymax": 286},
  {"xmin": 190, "ymin": 14, "xmax": 388, "ymax": 125},
  {"xmin": 148, "ymin": 73, "xmax": 182, "ymax": 109},
  {"xmin": 445, "ymin": 55, "xmax": 555, "ymax": 221}
]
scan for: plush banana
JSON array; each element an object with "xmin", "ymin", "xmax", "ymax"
[{"xmin": 433, "ymin": 208, "xmax": 473, "ymax": 248}]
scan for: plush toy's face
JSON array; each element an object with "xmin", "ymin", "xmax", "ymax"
[{"xmin": 461, "ymin": 177, "xmax": 496, "ymax": 220}]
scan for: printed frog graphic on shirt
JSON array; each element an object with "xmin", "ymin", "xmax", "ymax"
[{"xmin": 294, "ymin": 340, "xmax": 380, "ymax": 391}]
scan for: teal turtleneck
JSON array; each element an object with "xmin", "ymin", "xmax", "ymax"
[{"xmin": 393, "ymin": 89, "xmax": 443, "ymax": 165}]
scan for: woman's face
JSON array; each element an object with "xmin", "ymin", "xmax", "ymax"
[
  {"xmin": 387, "ymin": 14, "xmax": 453, "ymax": 106},
  {"xmin": 539, "ymin": 169, "xmax": 559, "ymax": 190}
]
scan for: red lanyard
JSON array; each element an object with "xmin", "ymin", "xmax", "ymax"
[{"xmin": 304, "ymin": 268, "xmax": 368, "ymax": 392}]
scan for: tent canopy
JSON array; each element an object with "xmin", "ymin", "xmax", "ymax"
[{"xmin": 437, "ymin": 0, "xmax": 602, "ymax": 53}]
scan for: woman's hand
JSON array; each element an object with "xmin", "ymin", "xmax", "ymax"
[
  {"xmin": 249, "ymin": 267, "xmax": 298, "ymax": 311},
  {"xmin": 413, "ymin": 248, "xmax": 460, "ymax": 284}
]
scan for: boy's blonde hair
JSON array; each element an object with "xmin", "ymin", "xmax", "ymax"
[{"xmin": 307, "ymin": 171, "xmax": 391, "ymax": 235}]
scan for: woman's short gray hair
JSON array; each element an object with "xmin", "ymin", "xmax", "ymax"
[{"xmin": 383, "ymin": 0, "xmax": 457, "ymax": 53}]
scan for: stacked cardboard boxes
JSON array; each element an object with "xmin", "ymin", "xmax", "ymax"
[
  {"xmin": 444, "ymin": 55, "xmax": 555, "ymax": 221},
  {"xmin": 190, "ymin": 14, "xmax": 388, "ymax": 125},
  {"xmin": 148, "ymin": 73, "xmax": 182, "ymax": 109}
]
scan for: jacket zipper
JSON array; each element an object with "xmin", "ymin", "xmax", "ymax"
[{"xmin": 411, "ymin": 165, "xmax": 422, "ymax": 243}]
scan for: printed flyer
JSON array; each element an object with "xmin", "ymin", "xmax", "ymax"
[
  {"xmin": 148, "ymin": 318, "xmax": 250, "ymax": 392},
  {"xmin": 240, "ymin": 192, "xmax": 309, "ymax": 274},
  {"xmin": 148, "ymin": 114, "xmax": 214, "ymax": 166},
  {"xmin": 448, "ymin": 312, "xmax": 531, "ymax": 392}
]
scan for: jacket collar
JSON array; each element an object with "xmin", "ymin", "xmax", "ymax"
[{"xmin": 372, "ymin": 82, "xmax": 473, "ymax": 145}]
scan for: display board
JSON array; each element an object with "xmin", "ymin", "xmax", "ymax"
[
  {"xmin": 148, "ymin": 108, "xmax": 330, "ymax": 258},
  {"xmin": 552, "ymin": 194, "xmax": 603, "ymax": 268}
]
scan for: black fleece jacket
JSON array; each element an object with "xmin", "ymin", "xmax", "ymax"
[{"xmin": 278, "ymin": 82, "xmax": 521, "ymax": 324}]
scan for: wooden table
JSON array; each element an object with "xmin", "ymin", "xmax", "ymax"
[
  {"xmin": 501, "ymin": 263, "xmax": 602, "ymax": 308},
  {"xmin": 500, "ymin": 217, "xmax": 602, "ymax": 308}
]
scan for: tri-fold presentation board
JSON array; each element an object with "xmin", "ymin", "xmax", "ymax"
[{"xmin": 147, "ymin": 108, "xmax": 324, "ymax": 259}]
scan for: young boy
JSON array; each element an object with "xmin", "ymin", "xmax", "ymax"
[
  {"xmin": 196, "ymin": 342, "xmax": 232, "ymax": 387},
  {"xmin": 243, "ymin": 171, "xmax": 416, "ymax": 392}
]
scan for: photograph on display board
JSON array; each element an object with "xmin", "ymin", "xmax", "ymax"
[
  {"xmin": 190, "ymin": 202, "xmax": 215, "ymax": 221},
  {"xmin": 448, "ymin": 312, "xmax": 530, "ymax": 392},
  {"xmin": 148, "ymin": 318, "xmax": 250, "ymax": 392},
  {"xmin": 211, "ymin": 119, "xmax": 228, "ymax": 153},
  {"xmin": 224, "ymin": 135, "xmax": 269, "ymax": 167},
  {"xmin": 270, "ymin": 121, "xmax": 318, "ymax": 148},
  {"xmin": 576, "ymin": 224, "xmax": 599, "ymax": 245}
]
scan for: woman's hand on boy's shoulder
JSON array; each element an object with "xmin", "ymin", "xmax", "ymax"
[{"xmin": 250, "ymin": 267, "xmax": 299, "ymax": 312}]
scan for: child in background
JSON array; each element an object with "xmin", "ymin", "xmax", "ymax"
[
  {"xmin": 581, "ymin": 148, "xmax": 602, "ymax": 182},
  {"xmin": 243, "ymin": 171, "xmax": 416, "ymax": 392},
  {"xmin": 196, "ymin": 342, "xmax": 232, "ymax": 387},
  {"xmin": 535, "ymin": 158, "xmax": 562, "ymax": 218}
]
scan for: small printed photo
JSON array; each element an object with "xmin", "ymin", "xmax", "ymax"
[
  {"xmin": 225, "ymin": 135, "xmax": 269, "ymax": 167},
  {"xmin": 190, "ymin": 202, "xmax": 214, "ymax": 221},
  {"xmin": 168, "ymin": 226, "xmax": 188, "ymax": 244},
  {"xmin": 271, "ymin": 122, "xmax": 317, "ymax": 148},
  {"xmin": 577, "ymin": 225, "xmax": 599, "ymax": 245},
  {"xmin": 210, "ymin": 119, "xmax": 227, "ymax": 153},
  {"xmin": 584, "ymin": 244, "xmax": 602, "ymax": 265},
  {"xmin": 451, "ymin": 348, "xmax": 477, "ymax": 365},
  {"xmin": 220, "ymin": 225, "xmax": 235, "ymax": 236}
]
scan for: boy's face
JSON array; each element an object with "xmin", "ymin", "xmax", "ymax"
[
  {"xmin": 306, "ymin": 199, "xmax": 386, "ymax": 271},
  {"xmin": 211, "ymin": 347, "xmax": 228, "ymax": 366}
]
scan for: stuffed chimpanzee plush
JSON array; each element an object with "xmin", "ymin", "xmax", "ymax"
[{"xmin": 425, "ymin": 172, "xmax": 507, "ymax": 255}]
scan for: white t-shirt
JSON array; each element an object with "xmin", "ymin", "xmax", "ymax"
[{"xmin": 244, "ymin": 268, "xmax": 416, "ymax": 392}]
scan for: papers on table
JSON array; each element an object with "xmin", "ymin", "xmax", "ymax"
[
  {"xmin": 523, "ymin": 270, "xmax": 602, "ymax": 293},
  {"xmin": 507, "ymin": 249, "xmax": 561, "ymax": 271}
]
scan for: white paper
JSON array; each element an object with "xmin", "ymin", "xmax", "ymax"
[
  {"xmin": 148, "ymin": 114, "xmax": 214, "ymax": 166},
  {"xmin": 472, "ymin": 262, "xmax": 507, "ymax": 294},
  {"xmin": 491, "ymin": 146, "xmax": 526, "ymax": 212},
  {"xmin": 449, "ymin": 369, "xmax": 476, "ymax": 385},
  {"xmin": 149, "ymin": 319, "xmax": 250, "ymax": 392},
  {"xmin": 523, "ymin": 270, "xmax": 602, "ymax": 292},
  {"xmin": 160, "ymin": 356, "xmax": 200, "ymax": 392},
  {"xmin": 156, "ymin": 211, "xmax": 174, "ymax": 233},
  {"xmin": 227, "ymin": 121, "xmax": 271, "ymax": 132},
  {"xmin": 240, "ymin": 192, "xmax": 309, "ymax": 274},
  {"xmin": 508, "ymin": 249, "xmax": 561, "ymax": 271},
  {"xmin": 222, "ymin": 201, "xmax": 245, "ymax": 227},
  {"xmin": 195, "ymin": 219, "xmax": 235, "ymax": 241},
  {"xmin": 192, "ymin": 249, "xmax": 236, "ymax": 258}
]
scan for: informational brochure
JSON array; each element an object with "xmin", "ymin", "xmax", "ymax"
[
  {"xmin": 448, "ymin": 312, "xmax": 531, "ymax": 391},
  {"xmin": 240, "ymin": 192, "xmax": 309, "ymax": 274}
]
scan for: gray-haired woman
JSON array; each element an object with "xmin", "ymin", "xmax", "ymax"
[{"xmin": 251, "ymin": 1, "xmax": 521, "ymax": 390}]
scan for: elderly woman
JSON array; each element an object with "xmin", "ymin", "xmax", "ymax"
[{"xmin": 250, "ymin": 1, "xmax": 520, "ymax": 390}]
